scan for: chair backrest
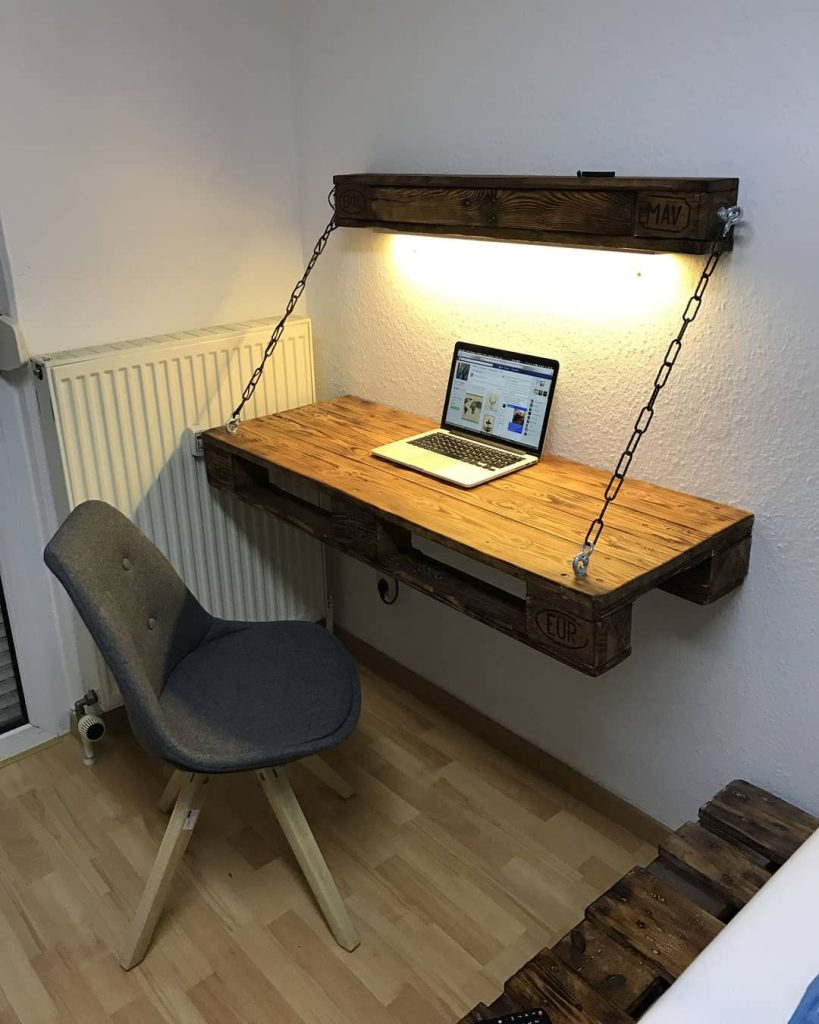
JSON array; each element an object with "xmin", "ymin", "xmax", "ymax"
[{"xmin": 45, "ymin": 501, "xmax": 213, "ymax": 748}]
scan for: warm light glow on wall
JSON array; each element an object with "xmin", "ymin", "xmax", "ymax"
[{"xmin": 388, "ymin": 233, "xmax": 686, "ymax": 322}]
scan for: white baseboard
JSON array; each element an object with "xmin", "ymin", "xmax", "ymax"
[{"xmin": 0, "ymin": 721, "xmax": 61, "ymax": 766}]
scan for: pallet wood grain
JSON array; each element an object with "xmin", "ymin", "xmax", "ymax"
[
  {"xmin": 551, "ymin": 921, "xmax": 659, "ymax": 1014},
  {"xmin": 658, "ymin": 535, "xmax": 752, "ymax": 605},
  {"xmin": 699, "ymin": 779, "xmax": 819, "ymax": 866},
  {"xmin": 659, "ymin": 820, "xmax": 771, "ymax": 909},
  {"xmin": 483, "ymin": 994, "xmax": 521, "ymax": 1019},
  {"xmin": 333, "ymin": 174, "xmax": 740, "ymax": 254},
  {"xmin": 203, "ymin": 397, "xmax": 752, "ymax": 675},
  {"xmin": 460, "ymin": 781, "xmax": 816, "ymax": 1023},
  {"xmin": 503, "ymin": 949, "xmax": 631, "ymax": 1024},
  {"xmin": 586, "ymin": 868, "xmax": 723, "ymax": 982}
]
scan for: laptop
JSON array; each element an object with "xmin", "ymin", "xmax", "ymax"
[{"xmin": 372, "ymin": 342, "xmax": 559, "ymax": 488}]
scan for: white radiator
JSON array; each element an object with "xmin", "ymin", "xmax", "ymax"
[{"xmin": 34, "ymin": 316, "xmax": 326, "ymax": 708}]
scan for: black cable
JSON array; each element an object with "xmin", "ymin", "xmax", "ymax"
[{"xmin": 377, "ymin": 577, "xmax": 399, "ymax": 605}]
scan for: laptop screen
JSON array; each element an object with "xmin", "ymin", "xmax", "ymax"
[{"xmin": 442, "ymin": 344, "xmax": 559, "ymax": 454}]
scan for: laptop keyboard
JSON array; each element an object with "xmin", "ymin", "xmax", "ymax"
[{"xmin": 408, "ymin": 432, "xmax": 525, "ymax": 470}]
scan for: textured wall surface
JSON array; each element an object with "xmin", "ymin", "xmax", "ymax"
[
  {"xmin": 288, "ymin": 0, "xmax": 819, "ymax": 824},
  {"xmin": 0, "ymin": 0, "xmax": 303, "ymax": 355}
]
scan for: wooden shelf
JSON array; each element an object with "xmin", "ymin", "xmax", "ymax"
[
  {"xmin": 333, "ymin": 173, "xmax": 740, "ymax": 254},
  {"xmin": 203, "ymin": 397, "xmax": 753, "ymax": 676}
]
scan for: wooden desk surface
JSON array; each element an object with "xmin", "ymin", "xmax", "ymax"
[{"xmin": 204, "ymin": 396, "xmax": 753, "ymax": 675}]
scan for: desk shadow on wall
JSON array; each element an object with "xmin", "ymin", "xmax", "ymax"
[{"xmin": 132, "ymin": 431, "xmax": 327, "ymax": 626}]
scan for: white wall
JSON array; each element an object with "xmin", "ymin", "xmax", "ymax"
[
  {"xmin": 0, "ymin": 0, "xmax": 303, "ymax": 355},
  {"xmin": 288, "ymin": 0, "xmax": 819, "ymax": 825},
  {"xmin": 0, "ymin": 0, "xmax": 305, "ymax": 748}
]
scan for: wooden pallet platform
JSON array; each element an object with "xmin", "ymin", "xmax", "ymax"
[
  {"xmin": 333, "ymin": 173, "xmax": 740, "ymax": 254},
  {"xmin": 203, "ymin": 396, "xmax": 753, "ymax": 676},
  {"xmin": 458, "ymin": 780, "xmax": 818, "ymax": 1023}
]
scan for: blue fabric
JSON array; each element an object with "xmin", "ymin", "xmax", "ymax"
[{"xmin": 789, "ymin": 976, "xmax": 819, "ymax": 1023}]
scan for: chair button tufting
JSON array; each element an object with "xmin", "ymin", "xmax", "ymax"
[
  {"xmin": 122, "ymin": 558, "xmax": 131, "ymax": 570},
  {"xmin": 147, "ymin": 616, "xmax": 157, "ymax": 630}
]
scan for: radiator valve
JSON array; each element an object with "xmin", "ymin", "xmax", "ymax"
[{"xmin": 70, "ymin": 690, "xmax": 106, "ymax": 766}]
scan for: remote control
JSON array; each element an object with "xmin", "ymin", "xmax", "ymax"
[{"xmin": 483, "ymin": 1011, "xmax": 550, "ymax": 1023}]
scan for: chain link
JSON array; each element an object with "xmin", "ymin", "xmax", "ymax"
[
  {"xmin": 226, "ymin": 188, "xmax": 338, "ymax": 433},
  {"xmin": 572, "ymin": 205, "xmax": 742, "ymax": 577}
]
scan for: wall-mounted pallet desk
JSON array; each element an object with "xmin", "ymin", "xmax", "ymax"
[{"xmin": 203, "ymin": 396, "xmax": 752, "ymax": 676}]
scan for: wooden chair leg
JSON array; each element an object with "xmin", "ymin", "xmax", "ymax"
[
  {"xmin": 157, "ymin": 769, "xmax": 184, "ymax": 812},
  {"xmin": 303, "ymin": 755, "xmax": 355, "ymax": 800},
  {"xmin": 257, "ymin": 767, "xmax": 359, "ymax": 952},
  {"xmin": 120, "ymin": 773, "xmax": 207, "ymax": 970}
]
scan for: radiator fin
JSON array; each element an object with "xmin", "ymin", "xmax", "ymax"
[{"xmin": 38, "ymin": 317, "xmax": 325, "ymax": 707}]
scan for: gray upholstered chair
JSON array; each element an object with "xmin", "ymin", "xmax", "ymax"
[{"xmin": 45, "ymin": 500, "xmax": 360, "ymax": 969}]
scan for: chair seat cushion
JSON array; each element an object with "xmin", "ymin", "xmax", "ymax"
[{"xmin": 158, "ymin": 621, "xmax": 360, "ymax": 773}]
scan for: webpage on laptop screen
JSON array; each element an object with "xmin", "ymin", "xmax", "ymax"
[{"xmin": 444, "ymin": 348, "xmax": 554, "ymax": 452}]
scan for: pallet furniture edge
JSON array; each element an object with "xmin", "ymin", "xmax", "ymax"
[
  {"xmin": 459, "ymin": 779, "xmax": 818, "ymax": 1023},
  {"xmin": 202, "ymin": 398, "xmax": 752, "ymax": 677},
  {"xmin": 333, "ymin": 173, "xmax": 740, "ymax": 254}
]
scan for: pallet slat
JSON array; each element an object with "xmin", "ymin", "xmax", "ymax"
[
  {"xmin": 333, "ymin": 173, "xmax": 740, "ymax": 255},
  {"xmin": 504, "ymin": 949, "xmax": 631, "ymax": 1024},
  {"xmin": 700, "ymin": 779, "xmax": 819, "ymax": 866},
  {"xmin": 458, "ymin": 779, "xmax": 815, "ymax": 1024},
  {"xmin": 586, "ymin": 867, "xmax": 722, "ymax": 982},
  {"xmin": 486, "ymin": 994, "xmax": 523, "ymax": 1017},
  {"xmin": 552, "ymin": 920, "xmax": 660, "ymax": 1014},
  {"xmin": 660, "ymin": 820, "xmax": 771, "ymax": 909}
]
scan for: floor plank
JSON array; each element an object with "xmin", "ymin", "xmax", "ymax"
[{"xmin": 0, "ymin": 663, "xmax": 651, "ymax": 1023}]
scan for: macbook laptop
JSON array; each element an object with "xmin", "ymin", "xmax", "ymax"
[{"xmin": 372, "ymin": 342, "xmax": 559, "ymax": 488}]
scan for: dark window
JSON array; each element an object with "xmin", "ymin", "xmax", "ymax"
[{"xmin": 0, "ymin": 573, "xmax": 27, "ymax": 734}]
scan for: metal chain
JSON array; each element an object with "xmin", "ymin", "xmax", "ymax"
[
  {"xmin": 226, "ymin": 188, "xmax": 338, "ymax": 433},
  {"xmin": 572, "ymin": 205, "xmax": 743, "ymax": 578}
]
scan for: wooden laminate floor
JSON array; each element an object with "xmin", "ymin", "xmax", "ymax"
[{"xmin": 0, "ymin": 664, "xmax": 652, "ymax": 1024}]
